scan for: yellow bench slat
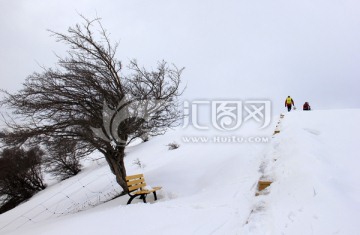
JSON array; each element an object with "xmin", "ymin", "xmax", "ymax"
[
  {"xmin": 126, "ymin": 174, "xmax": 144, "ymax": 181},
  {"xmin": 133, "ymin": 187, "xmax": 162, "ymax": 195},
  {"xmin": 127, "ymin": 178, "xmax": 145, "ymax": 187},
  {"xmin": 128, "ymin": 183, "xmax": 146, "ymax": 192}
]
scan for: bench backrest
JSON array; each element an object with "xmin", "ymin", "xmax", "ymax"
[{"xmin": 126, "ymin": 174, "xmax": 146, "ymax": 192}]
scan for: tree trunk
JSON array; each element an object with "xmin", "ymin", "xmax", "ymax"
[{"xmin": 104, "ymin": 147, "xmax": 128, "ymax": 194}]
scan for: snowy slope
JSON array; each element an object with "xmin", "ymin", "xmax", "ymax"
[
  {"xmin": 243, "ymin": 109, "xmax": 360, "ymax": 234},
  {"xmin": 0, "ymin": 126, "xmax": 270, "ymax": 235},
  {"xmin": 1, "ymin": 109, "xmax": 360, "ymax": 235}
]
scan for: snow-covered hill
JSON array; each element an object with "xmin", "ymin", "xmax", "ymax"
[
  {"xmin": 244, "ymin": 110, "xmax": 360, "ymax": 234},
  {"xmin": 1, "ymin": 109, "xmax": 359, "ymax": 235}
]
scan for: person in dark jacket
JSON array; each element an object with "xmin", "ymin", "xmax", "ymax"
[
  {"xmin": 285, "ymin": 96, "xmax": 295, "ymax": 112},
  {"xmin": 303, "ymin": 102, "xmax": 311, "ymax": 111}
]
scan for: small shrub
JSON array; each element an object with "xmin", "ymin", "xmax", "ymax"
[
  {"xmin": 167, "ymin": 142, "xmax": 180, "ymax": 150},
  {"xmin": 44, "ymin": 139, "xmax": 82, "ymax": 180},
  {"xmin": 132, "ymin": 158, "xmax": 145, "ymax": 169}
]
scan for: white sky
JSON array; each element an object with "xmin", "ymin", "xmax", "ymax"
[{"xmin": 1, "ymin": 0, "xmax": 360, "ymax": 115}]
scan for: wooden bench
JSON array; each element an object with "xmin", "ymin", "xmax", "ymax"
[{"xmin": 125, "ymin": 174, "xmax": 162, "ymax": 205}]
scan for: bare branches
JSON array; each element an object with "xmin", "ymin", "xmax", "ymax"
[
  {"xmin": 43, "ymin": 139, "xmax": 82, "ymax": 180},
  {"xmin": 0, "ymin": 147, "xmax": 46, "ymax": 214},
  {"xmin": 0, "ymin": 16, "xmax": 184, "ymax": 192}
]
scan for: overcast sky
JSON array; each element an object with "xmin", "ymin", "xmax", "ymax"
[{"xmin": 1, "ymin": 0, "xmax": 359, "ymax": 115}]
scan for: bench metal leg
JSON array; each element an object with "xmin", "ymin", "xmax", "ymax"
[
  {"xmin": 140, "ymin": 194, "xmax": 147, "ymax": 203},
  {"xmin": 128, "ymin": 194, "xmax": 147, "ymax": 204},
  {"xmin": 128, "ymin": 192, "xmax": 157, "ymax": 205},
  {"xmin": 127, "ymin": 195, "xmax": 137, "ymax": 205}
]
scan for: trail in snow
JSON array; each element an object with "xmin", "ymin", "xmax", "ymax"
[{"xmin": 242, "ymin": 110, "xmax": 360, "ymax": 235}]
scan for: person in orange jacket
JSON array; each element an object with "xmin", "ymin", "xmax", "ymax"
[{"xmin": 285, "ymin": 96, "xmax": 295, "ymax": 112}]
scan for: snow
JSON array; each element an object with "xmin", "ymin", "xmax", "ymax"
[
  {"xmin": 243, "ymin": 110, "xmax": 360, "ymax": 234},
  {"xmin": 1, "ymin": 109, "xmax": 360, "ymax": 234}
]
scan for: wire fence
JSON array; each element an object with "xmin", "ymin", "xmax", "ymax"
[{"xmin": 0, "ymin": 161, "xmax": 122, "ymax": 234}]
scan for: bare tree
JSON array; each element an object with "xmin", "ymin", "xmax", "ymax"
[
  {"xmin": 44, "ymin": 139, "xmax": 82, "ymax": 180},
  {"xmin": 0, "ymin": 16, "xmax": 184, "ymax": 194},
  {"xmin": 0, "ymin": 147, "xmax": 46, "ymax": 213}
]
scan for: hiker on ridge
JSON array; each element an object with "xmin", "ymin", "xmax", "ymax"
[
  {"xmin": 303, "ymin": 102, "xmax": 311, "ymax": 111},
  {"xmin": 285, "ymin": 96, "xmax": 295, "ymax": 112}
]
